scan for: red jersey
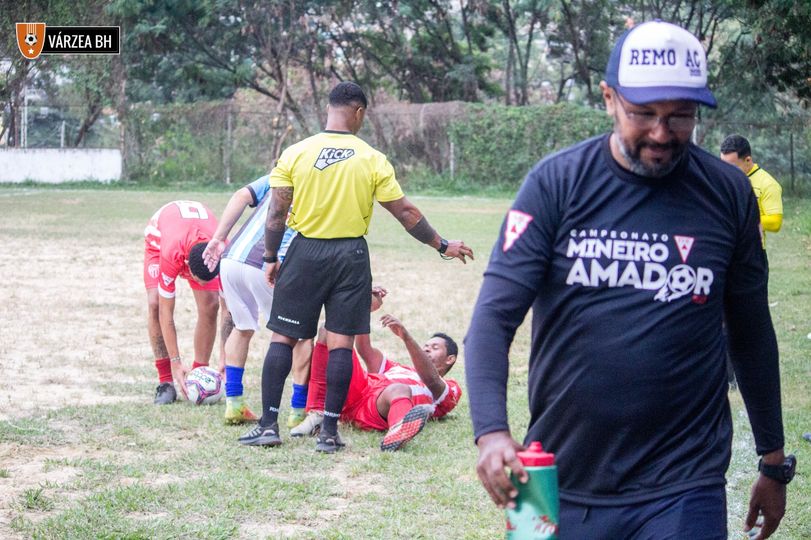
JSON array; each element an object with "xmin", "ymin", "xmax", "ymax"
[
  {"xmin": 144, "ymin": 201, "xmax": 218, "ymax": 298},
  {"xmin": 369, "ymin": 359, "xmax": 462, "ymax": 419}
]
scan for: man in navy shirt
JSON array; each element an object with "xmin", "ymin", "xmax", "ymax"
[{"xmin": 466, "ymin": 21, "xmax": 791, "ymax": 539}]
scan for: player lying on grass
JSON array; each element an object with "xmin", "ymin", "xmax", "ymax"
[
  {"xmin": 301, "ymin": 313, "xmax": 462, "ymax": 452},
  {"xmin": 143, "ymin": 200, "xmax": 224, "ymax": 405},
  {"xmin": 202, "ymin": 176, "xmax": 313, "ymax": 425},
  {"xmin": 241, "ymin": 288, "xmax": 463, "ymax": 452}
]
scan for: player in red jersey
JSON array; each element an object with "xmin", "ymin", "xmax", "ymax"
[
  {"xmin": 288, "ymin": 289, "xmax": 461, "ymax": 452},
  {"xmin": 143, "ymin": 200, "xmax": 223, "ymax": 405}
]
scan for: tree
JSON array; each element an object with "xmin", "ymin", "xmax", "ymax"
[
  {"xmin": 483, "ymin": 0, "xmax": 551, "ymax": 105},
  {"xmin": 329, "ymin": 0, "xmax": 498, "ymax": 103}
]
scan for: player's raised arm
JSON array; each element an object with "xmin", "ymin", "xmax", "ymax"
[
  {"xmin": 378, "ymin": 196, "xmax": 473, "ymax": 264},
  {"xmin": 380, "ymin": 314, "xmax": 446, "ymax": 400}
]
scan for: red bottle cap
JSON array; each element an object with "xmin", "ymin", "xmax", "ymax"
[{"xmin": 517, "ymin": 441, "xmax": 555, "ymax": 466}]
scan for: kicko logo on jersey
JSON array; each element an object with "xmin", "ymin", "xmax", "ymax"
[
  {"xmin": 16, "ymin": 22, "xmax": 119, "ymax": 60},
  {"xmin": 565, "ymin": 228, "xmax": 712, "ymax": 304},
  {"xmin": 314, "ymin": 148, "xmax": 355, "ymax": 170}
]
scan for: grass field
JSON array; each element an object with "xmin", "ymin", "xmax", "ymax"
[{"xmin": 0, "ymin": 188, "xmax": 809, "ymax": 539}]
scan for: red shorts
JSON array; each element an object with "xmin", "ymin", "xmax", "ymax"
[
  {"xmin": 342, "ymin": 374, "xmax": 391, "ymax": 432},
  {"xmin": 143, "ymin": 242, "xmax": 220, "ymax": 292}
]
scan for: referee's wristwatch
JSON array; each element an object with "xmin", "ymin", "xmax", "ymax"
[
  {"xmin": 758, "ymin": 454, "xmax": 797, "ymax": 484},
  {"xmin": 438, "ymin": 238, "xmax": 449, "ymax": 254},
  {"xmin": 262, "ymin": 254, "xmax": 278, "ymax": 264}
]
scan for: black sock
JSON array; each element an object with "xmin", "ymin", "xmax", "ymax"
[
  {"xmin": 322, "ymin": 348, "xmax": 353, "ymax": 435},
  {"xmin": 260, "ymin": 342, "xmax": 293, "ymax": 427}
]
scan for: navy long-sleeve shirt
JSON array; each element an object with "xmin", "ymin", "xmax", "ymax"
[{"xmin": 465, "ymin": 134, "xmax": 783, "ymax": 505}]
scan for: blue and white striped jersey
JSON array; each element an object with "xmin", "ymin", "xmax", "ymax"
[{"xmin": 223, "ymin": 176, "xmax": 296, "ymax": 269}]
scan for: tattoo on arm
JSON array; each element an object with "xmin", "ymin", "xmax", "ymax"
[
  {"xmin": 407, "ymin": 216, "xmax": 439, "ymax": 245},
  {"xmin": 265, "ymin": 187, "xmax": 293, "ymax": 254},
  {"xmin": 268, "ymin": 187, "xmax": 293, "ymax": 230}
]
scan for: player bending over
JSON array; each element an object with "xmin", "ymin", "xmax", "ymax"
[{"xmin": 143, "ymin": 200, "xmax": 224, "ymax": 405}]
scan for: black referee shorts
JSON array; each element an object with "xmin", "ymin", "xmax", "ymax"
[{"xmin": 267, "ymin": 235, "xmax": 372, "ymax": 339}]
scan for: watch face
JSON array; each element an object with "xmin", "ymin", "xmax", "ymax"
[{"xmin": 785, "ymin": 455, "xmax": 797, "ymax": 481}]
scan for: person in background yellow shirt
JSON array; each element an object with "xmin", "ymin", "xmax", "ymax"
[{"xmin": 720, "ymin": 134, "xmax": 783, "ymax": 249}]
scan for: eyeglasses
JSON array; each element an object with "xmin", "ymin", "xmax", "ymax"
[{"xmin": 614, "ymin": 92, "xmax": 697, "ymax": 133}]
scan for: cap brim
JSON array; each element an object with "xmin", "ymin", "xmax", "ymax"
[{"xmin": 617, "ymin": 85, "xmax": 717, "ymax": 108}]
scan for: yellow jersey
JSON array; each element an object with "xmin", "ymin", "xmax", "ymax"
[
  {"xmin": 747, "ymin": 164, "xmax": 782, "ymax": 248},
  {"xmin": 269, "ymin": 131, "xmax": 404, "ymax": 238}
]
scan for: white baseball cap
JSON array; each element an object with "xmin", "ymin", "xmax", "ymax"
[{"xmin": 605, "ymin": 20, "xmax": 717, "ymax": 108}]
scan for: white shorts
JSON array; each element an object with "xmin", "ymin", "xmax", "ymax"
[{"xmin": 220, "ymin": 258, "xmax": 274, "ymax": 331}]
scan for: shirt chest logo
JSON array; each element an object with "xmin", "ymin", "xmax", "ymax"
[
  {"xmin": 565, "ymin": 229, "xmax": 713, "ymax": 304},
  {"xmin": 314, "ymin": 148, "xmax": 355, "ymax": 170}
]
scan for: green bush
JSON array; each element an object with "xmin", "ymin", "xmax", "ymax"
[{"xmin": 448, "ymin": 103, "xmax": 611, "ymax": 190}]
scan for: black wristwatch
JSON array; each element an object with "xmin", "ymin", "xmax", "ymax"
[
  {"xmin": 262, "ymin": 254, "xmax": 278, "ymax": 264},
  {"xmin": 438, "ymin": 238, "xmax": 449, "ymax": 254},
  {"xmin": 758, "ymin": 454, "xmax": 797, "ymax": 484}
]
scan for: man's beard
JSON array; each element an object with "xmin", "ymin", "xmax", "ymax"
[{"xmin": 614, "ymin": 131, "xmax": 688, "ymax": 178}]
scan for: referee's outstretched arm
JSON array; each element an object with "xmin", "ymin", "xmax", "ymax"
[{"xmin": 379, "ymin": 196, "xmax": 474, "ymax": 264}]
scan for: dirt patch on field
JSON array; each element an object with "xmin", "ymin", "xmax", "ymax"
[
  {"xmin": 0, "ymin": 444, "xmax": 87, "ymax": 537},
  {"xmin": 0, "ymin": 235, "xmax": 148, "ymax": 422}
]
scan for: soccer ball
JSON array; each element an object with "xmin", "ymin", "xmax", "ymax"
[
  {"xmin": 24, "ymin": 33, "xmax": 37, "ymax": 46},
  {"xmin": 666, "ymin": 264, "xmax": 696, "ymax": 295},
  {"xmin": 185, "ymin": 366, "xmax": 224, "ymax": 405}
]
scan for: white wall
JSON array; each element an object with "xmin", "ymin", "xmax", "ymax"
[{"xmin": 0, "ymin": 148, "xmax": 122, "ymax": 183}]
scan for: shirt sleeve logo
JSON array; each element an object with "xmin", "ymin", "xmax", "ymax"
[
  {"xmin": 161, "ymin": 273, "xmax": 175, "ymax": 287},
  {"xmin": 503, "ymin": 210, "xmax": 533, "ymax": 252},
  {"xmin": 314, "ymin": 148, "xmax": 355, "ymax": 170}
]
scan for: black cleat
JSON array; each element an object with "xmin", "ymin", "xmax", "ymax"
[
  {"xmin": 153, "ymin": 382, "xmax": 177, "ymax": 405},
  {"xmin": 238, "ymin": 423, "xmax": 282, "ymax": 447},
  {"xmin": 315, "ymin": 430, "xmax": 345, "ymax": 453}
]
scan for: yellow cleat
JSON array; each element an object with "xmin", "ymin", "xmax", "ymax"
[
  {"xmin": 224, "ymin": 400, "xmax": 259, "ymax": 424},
  {"xmin": 286, "ymin": 407, "xmax": 307, "ymax": 428}
]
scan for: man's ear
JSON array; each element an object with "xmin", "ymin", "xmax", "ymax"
[{"xmin": 599, "ymin": 81, "xmax": 616, "ymax": 115}]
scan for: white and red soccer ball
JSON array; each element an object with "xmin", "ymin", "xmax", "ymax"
[{"xmin": 185, "ymin": 366, "xmax": 224, "ymax": 405}]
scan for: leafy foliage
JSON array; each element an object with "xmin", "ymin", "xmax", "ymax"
[{"xmin": 448, "ymin": 102, "xmax": 611, "ymax": 188}]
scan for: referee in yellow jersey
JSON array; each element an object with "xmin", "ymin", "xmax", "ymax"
[
  {"xmin": 238, "ymin": 82, "xmax": 474, "ymax": 452},
  {"xmin": 720, "ymin": 134, "xmax": 783, "ymax": 250}
]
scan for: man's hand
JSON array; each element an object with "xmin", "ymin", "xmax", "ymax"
[
  {"xmin": 745, "ymin": 471, "xmax": 787, "ymax": 539},
  {"xmin": 380, "ymin": 314, "xmax": 406, "ymax": 339},
  {"xmin": 202, "ymin": 239, "xmax": 226, "ymax": 272},
  {"xmin": 372, "ymin": 285, "xmax": 388, "ymax": 300},
  {"xmin": 476, "ymin": 431, "xmax": 527, "ymax": 509},
  {"xmin": 171, "ymin": 359, "xmax": 189, "ymax": 399},
  {"xmin": 264, "ymin": 260, "xmax": 281, "ymax": 287},
  {"xmin": 444, "ymin": 240, "xmax": 474, "ymax": 264}
]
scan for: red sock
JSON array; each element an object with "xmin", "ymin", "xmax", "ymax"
[
  {"xmin": 155, "ymin": 357, "xmax": 172, "ymax": 384},
  {"xmin": 387, "ymin": 396, "xmax": 414, "ymax": 428},
  {"xmin": 192, "ymin": 361, "xmax": 206, "ymax": 370},
  {"xmin": 306, "ymin": 342, "xmax": 329, "ymax": 411}
]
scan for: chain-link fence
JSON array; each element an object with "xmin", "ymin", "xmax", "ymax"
[{"xmin": 5, "ymin": 96, "xmax": 810, "ymax": 194}]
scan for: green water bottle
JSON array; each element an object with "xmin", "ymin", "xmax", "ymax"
[{"xmin": 505, "ymin": 441, "xmax": 559, "ymax": 540}]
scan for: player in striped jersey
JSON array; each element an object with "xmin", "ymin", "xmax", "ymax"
[
  {"xmin": 203, "ymin": 176, "xmax": 312, "ymax": 425},
  {"xmin": 292, "ymin": 292, "xmax": 462, "ymax": 452}
]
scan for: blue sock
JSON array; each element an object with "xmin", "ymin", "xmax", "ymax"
[
  {"xmin": 225, "ymin": 366, "xmax": 244, "ymax": 398},
  {"xmin": 291, "ymin": 383, "xmax": 308, "ymax": 409}
]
